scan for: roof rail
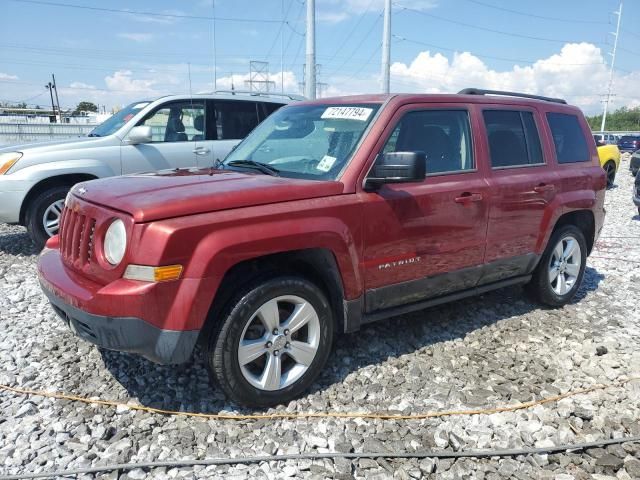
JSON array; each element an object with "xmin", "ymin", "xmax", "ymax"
[
  {"xmin": 212, "ymin": 90, "xmax": 306, "ymax": 101},
  {"xmin": 457, "ymin": 88, "xmax": 567, "ymax": 105}
]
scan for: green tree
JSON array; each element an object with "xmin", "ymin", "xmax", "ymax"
[
  {"xmin": 73, "ymin": 101, "xmax": 98, "ymax": 115},
  {"xmin": 587, "ymin": 106, "xmax": 640, "ymax": 131}
]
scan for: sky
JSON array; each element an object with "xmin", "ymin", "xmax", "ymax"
[{"xmin": 0, "ymin": 0, "xmax": 639, "ymax": 115}]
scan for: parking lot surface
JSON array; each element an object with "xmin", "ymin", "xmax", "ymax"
[{"xmin": 1, "ymin": 156, "xmax": 639, "ymax": 479}]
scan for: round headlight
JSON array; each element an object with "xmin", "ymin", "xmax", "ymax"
[{"xmin": 104, "ymin": 219, "xmax": 126, "ymax": 265}]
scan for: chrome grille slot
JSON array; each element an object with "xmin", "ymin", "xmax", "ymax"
[{"xmin": 59, "ymin": 206, "xmax": 96, "ymax": 267}]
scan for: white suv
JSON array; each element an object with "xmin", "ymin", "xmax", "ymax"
[{"xmin": 0, "ymin": 92, "xmax": 295, "ymax": 247}]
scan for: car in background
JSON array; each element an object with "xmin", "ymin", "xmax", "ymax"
[
  {"xmin": 617, "ymin": 135, "xmax": 640, "ymax": 153},
  {"xmin": 0, "ymin": 91, "xmax": 298, "ymax": 247},
  {"xmin": 595, "ymin": 142, "xmax": 621, "ymax": 187},
  {"xmin": 631, "ymin": 150, "xmax": 640, "ymax": 177},
  {"xmin": 634, "ymin": 170, "xmax": 640, "ymax": 215},
  {"xmin": 594, "ymin": 133, "xmax": 618, "ymax": 145}
]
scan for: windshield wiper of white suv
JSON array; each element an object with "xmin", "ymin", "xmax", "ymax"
[{"xmin": 226, "ymin": 160, "xmax": 280, "ymax": 176}]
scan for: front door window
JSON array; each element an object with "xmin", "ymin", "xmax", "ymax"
[{"xmin": 139, "ymin": 101, "xmax": 205, "ymax": 143}]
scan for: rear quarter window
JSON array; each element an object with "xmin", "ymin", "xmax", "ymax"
[{"xmin": 546, "ymin": 112, "xmax": 589, "ymax": 164}]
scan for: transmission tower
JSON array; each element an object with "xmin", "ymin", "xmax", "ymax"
[{"xmin": 245, "ymin": 61, "xmax": 275, "ymax": 93}]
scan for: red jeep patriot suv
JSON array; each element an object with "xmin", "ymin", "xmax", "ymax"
[{"xmin": 38, "ymin": 89, "xmax": 606, "ymax": 406}]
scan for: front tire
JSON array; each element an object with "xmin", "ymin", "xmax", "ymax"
[
  {"xmin": 26, "ymin": 185, "xmax": 69, "ymax": 249},
  {"xmin": 206, "ymin": 276, "xmax": 334, "ymax": 407},
  {"xmin": 527, "ymin": 225, "xmax": 587, "ymax": 308}
]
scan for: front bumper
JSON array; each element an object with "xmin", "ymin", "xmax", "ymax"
[
  {"xmin": 42, "ymin": 285, "xmax": 198, "ymax": 364},
  {"xmin": 0, "ymin": 177, "xmax": 34, "ymax": 224},
  {"xmin": 38, "ymin": 248, "xmax": 201, "ymax": 364}
]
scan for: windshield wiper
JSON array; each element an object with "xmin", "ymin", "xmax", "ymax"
[
  {"xmin": 226, "ymin": 160, "xmax": 280, "ymax": 176},
  {"xmin": 87, "ymin": 133, "xmax": 101, "ymax": 137}
]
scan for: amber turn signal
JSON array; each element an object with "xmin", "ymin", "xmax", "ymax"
[{"xmin": 123, "ymin": 264, "xmax": 183, "ymax": 282}]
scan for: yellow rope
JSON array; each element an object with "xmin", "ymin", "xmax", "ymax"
[{"xmin": 1, "ymin": 377, "xmax": 638, "ymax": 421}]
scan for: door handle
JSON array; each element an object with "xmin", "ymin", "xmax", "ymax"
[
  {"xmin": 454, "ymin": 192, "xmax": 483, "ymax": 203},
  {"xmin": 533, "ymin": 183, "xmax": 555, "ymax": 193},
  {"xmin": 193, "ymin": 148, "xmax": 211, "ymax": 155}
]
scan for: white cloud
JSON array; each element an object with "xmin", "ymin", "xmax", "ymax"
[
  {"xmin": 0, "ymin": 72, "xmax": 19, "ymax": 81},
  {"xmin": 318, "ymin": 0, "xmax": 437, "ymax": 23},
  {"xmin": 117, "ymin": 32, "xmax": 154, "ymax": 43},
  {"xmin": 386, "ymin": 42, "xmax": 639, "ymax": 115},
  {"xmin": 69, "ymin": 81, "xmax": 96, "ymax": 90},
  {"xmin": 104, "ymin": 70, "xmax": 159, "ymax": 94}
]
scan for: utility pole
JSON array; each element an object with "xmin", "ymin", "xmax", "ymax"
[
  {"xmin": 601, "ymin": 1, "xmax": 622, "ymax": 133},
  {"xmin": 381, "ymin": 0, "xmax": 391, "ymax": 93},
  {"xmin": 45, "ymin": 81, "xmax": 56, "ymax": 122},
  {"xmin": 281, "ymin": 0, "xmax": 285, "ymax": 94},
  {"xmin": 305, "ymin": 0, "xmax": 316, "ymax": 99},
  {"xmin": 212, "ymin": 0, "xmax": 217, "ymax": 91},
  {"xmin": 52, "ymin": 74, "xmax": 62, "ymax": 123}
]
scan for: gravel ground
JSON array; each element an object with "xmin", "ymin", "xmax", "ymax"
[{"xmin": 1, "ymin": 156, "xmax": 639, "ymax": 479}]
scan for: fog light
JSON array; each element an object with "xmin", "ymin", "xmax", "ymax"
[{"xmin": 123, "ymin": 264, "xmax": 183, "ymax": 282}]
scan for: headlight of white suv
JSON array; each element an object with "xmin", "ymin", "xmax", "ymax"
[
  {"xmin": 0, "ymin": 152, "xmax": 22, "ymax": 175},
  {"xmin": 104, "ymin": 219, "xmax": 127, "ymax": 265}
]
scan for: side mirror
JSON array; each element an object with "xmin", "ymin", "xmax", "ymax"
[
  {"xmin": 365, "ymin": 151, "xmax": 426, "ymax": 190},
  {"xmin": 126, "ymin": 126, "xmax": 153, "ymax": 145}
]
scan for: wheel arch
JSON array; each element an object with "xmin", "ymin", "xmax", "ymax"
[
  {"xmin": 551, "ymin": 209, "xmax": 595, "ymax": 255},
  {"xmin": 199, "ymin": 248, "xmax": 350, "ymax": 345},
  {"xmin": 19, "ymin": 173, "xmax": 98, "ymax": 225}
]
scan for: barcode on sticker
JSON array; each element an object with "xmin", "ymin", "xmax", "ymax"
[{"xmin": 321, "ymin": 107, "xmax": 373, "ymax": 122}]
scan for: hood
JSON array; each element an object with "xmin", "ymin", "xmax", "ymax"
[
  {"xmin": 73, "ymin": 168, "xmax": 345, "ymax": 222},
  {"xmin": 0, "ymin": 136, "xmax": 100, "ymax": 153}
]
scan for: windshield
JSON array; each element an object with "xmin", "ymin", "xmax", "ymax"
[
  {"xmin": 223, "ymin": 103, "xmax": 380, "ymax": 180},
  {"xmin": 88, "ymin": 101, "xmax": 150, "ymax": 137}
]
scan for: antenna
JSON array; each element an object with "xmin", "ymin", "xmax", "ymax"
[{"xmin": 601, "ymin": 1, "xmax": 622, "ymax": 132}]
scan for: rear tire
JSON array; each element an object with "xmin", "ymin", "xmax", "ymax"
[
  {"xmin": 205, "ymin": 276, "xmax": 334, "ymax": 407},
  {"xmin": 603, "ymin": 161, "xmax": 616, "ymax": 188},
  {"xmin": 26, "ymin": 185, "xmax": 69, "ymax": 250},
  {"xmin": 526, "ymin": 225, "xmax": 587, "ymax": 308}
]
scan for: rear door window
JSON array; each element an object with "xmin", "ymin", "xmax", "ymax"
[
  {"xmin": 483, "ymin": 110, "xmax": 543, "ymax": 168},
  {"xmin": 546, "ymin": 112, "xmax": 589, "ymax": 163},
  {"xmin": 212, "ymin": 101, "xmax": 260, "ymax": 140},
  {"xmin": 259, "ymin": 102, "xmax": 285, "ymax": 121}
]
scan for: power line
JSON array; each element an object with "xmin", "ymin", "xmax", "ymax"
[
  {"xmin": 7, "ymin": 0, "xmax": 285, "ymax": 23},
  {"xmin": 393, "ymin": 3, "xmax": 603, "ymax": 45},
  {"xmin": 325, "ymin": 11, "xmax": 383, "ymax": 78},
  {"xmin": 621, "ymin": 28, "xmax": 640, "ymax": 40},
  {"xmin": 323, "ymin": 0, "xmax": 377, "ymax": 66},
  {"xmin": 461, "ymin": 0, "xmax": 605, "ymax": 25},
  {"xmin": 393, "ymin": 35, "xmax": 606, "ymax": 66}
]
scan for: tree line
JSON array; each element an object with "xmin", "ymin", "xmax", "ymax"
[{"xmin": 587, "ymin": 106, "xmax": 640, "ymax": 132}]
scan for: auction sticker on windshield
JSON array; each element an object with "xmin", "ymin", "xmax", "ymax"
[
  {"xmin": 321, "ymin": 107, "xmax": 373, "ymax": 122},
  {"xmin": 316, "ymin": 155, "xmax": 337, "ymax": 172}
]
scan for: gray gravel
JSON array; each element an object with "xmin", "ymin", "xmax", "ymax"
[{"xmin": 1, "ymin": 156, "xmax": 639, "ymax": 479}]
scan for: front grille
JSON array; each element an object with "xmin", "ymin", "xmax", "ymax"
[{"xmin": 59, "ymin": 207, "xmax": 96, "ymax": 266}]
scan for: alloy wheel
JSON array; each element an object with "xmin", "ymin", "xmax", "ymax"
[
  {"xmin": 238, "ymin": 295, "xmax": 320, "ymax": 391},
  {"xmin": 42, "ymin": 199, "xmax": 65, "ymax": 237},
  {"xmin": 548, "ymin": 235, "xmax": 582, "ymax": 296}
]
